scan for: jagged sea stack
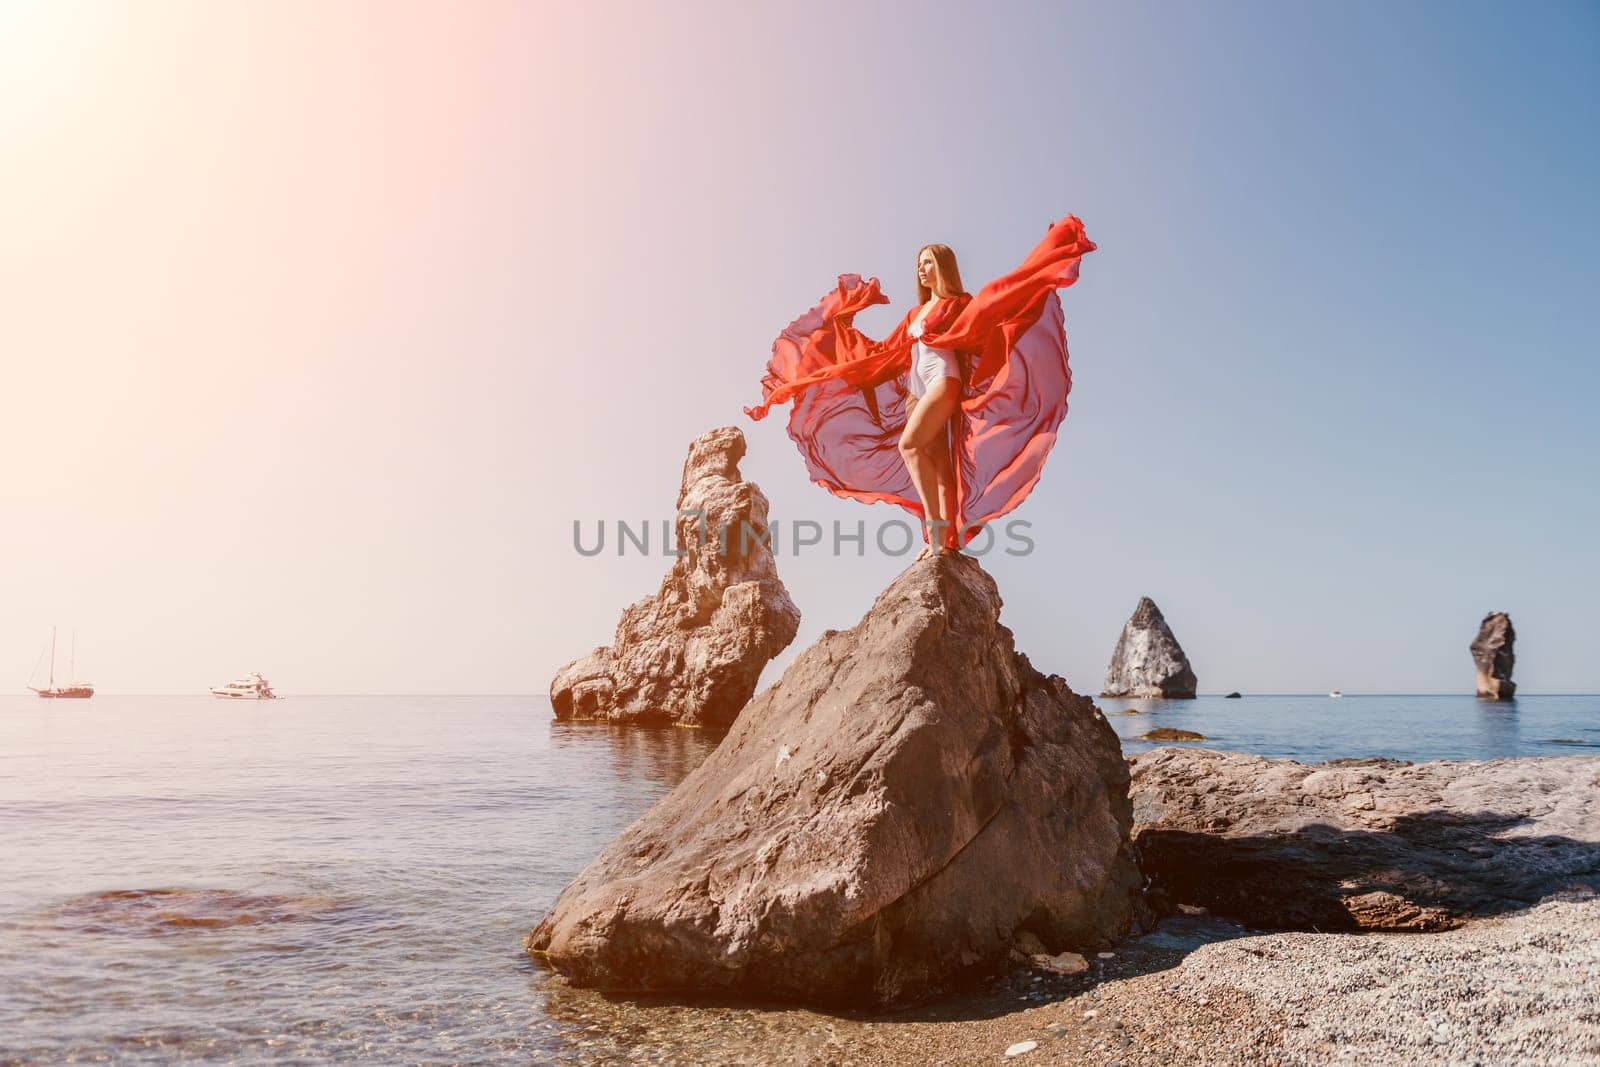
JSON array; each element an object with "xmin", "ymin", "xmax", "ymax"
[
  {"xmin": 548, "ymin": 426, "xmax": 800, "ymax": 729},
  {"xmin": 1470, "ymin": 611, "xmax": 1516, "ymax": 700},
  {"xmin": 1101, "ymin": 596, "xmax": 1197, "ymax": 699},
  {"xmin": 529, "ymin": 554, "xmax": 1143, "ymax": 1008}
]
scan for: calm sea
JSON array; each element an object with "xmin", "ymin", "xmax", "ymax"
[{"xmin": 1, "ymin": 692, "xmax": 1596, "ymax": 1063}]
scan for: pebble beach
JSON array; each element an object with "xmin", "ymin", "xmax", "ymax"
[{"xmin": 539, "ymin": 892, "xmax": 1600, "ymax": 1065}]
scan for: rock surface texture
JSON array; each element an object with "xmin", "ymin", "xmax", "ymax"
[
  {"xmin": 549, "ymin": 426, "xmax": 800, "ymax": 729},
  {"xmin": 1130, "ymin": 747, "xmax": 1600, "ymax": 931},
  {"xmin": 529, "ymin": 553, "xmax": 1143, "ymax": 1007},
  {"xmin": 1470, "ymin": 611, "xmax": 1517, "ymax": 700},
  {"xmin": 1100, "ymin": 596, "xmax": 1197, "ymax": 699}
]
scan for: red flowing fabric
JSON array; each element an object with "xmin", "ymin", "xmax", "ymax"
[{"xmin": 743, "ymin": 214, "xmax": 1095, "ymax": 547}]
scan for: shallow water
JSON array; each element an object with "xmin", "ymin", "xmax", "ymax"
[
  {"xmin": 1105, "ymin": 692, "xmax": 1600, "ymax": 761},
  {"xmin": 0, "ymin": 696, "xmax": 716, "ymax": 1063},
  {"xmin": 0, "ymin": 692, "xmax": 1594, "ymax": 1062}
]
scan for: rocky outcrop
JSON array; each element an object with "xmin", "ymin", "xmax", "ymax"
[
  {"xmin": 1101, "ymin": 596, "xmax": 1197, "ymax": 699},
  {"xmin": 1130, "ymin": 747, "xmax": 1600, "ymax": 932},
  {"xmin": 1140, "ymin": 728, "xmax": 1207, "ymax": 742},
  {"xmin": 550, "ymin": 427, "xmax": 800, "ymax": 729},
  {"xmin": 529, "ymin": 553, "xmax": 1143, "ymax": 1008},
  {"xmin": 1471, "ymin": 611, "xmax": 1517, "ymax": 700}
]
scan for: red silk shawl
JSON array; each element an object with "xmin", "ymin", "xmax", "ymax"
[{"xmin": 743, "ymin": 213, "xmax": 1096, "ymax": 547}]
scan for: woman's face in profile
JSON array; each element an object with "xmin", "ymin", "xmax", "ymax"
[{"xmin": 917, "ymin": 248, "xmax": 938, "ymax": 292}]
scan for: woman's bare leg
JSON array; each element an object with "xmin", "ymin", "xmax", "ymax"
[
  {"xmin": 899, "ymin": 379, "xmax": 961, "ymax": 557},
  {"xmin": 928, "ymin": 422, "xmax": 960, "ymax": 551},
  {"xmin": 898, "ymin": 396, "xmax": 938, "ymax": 560}
]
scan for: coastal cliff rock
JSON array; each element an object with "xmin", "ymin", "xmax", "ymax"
[
  {"xmin": 1130, "ymin": 747, "xmax": 1600, "ymax": 931},
  {"xmin": 549, "ymin": 426, "xmax": 800, "ymax": 729},
  {"xmin": 529, "ymin": 553, "xmax": 1143, "ymax": 1008},
  {"xmin": 1101, "ymin": 596, "xmax": 1197, "ymax": 699},
  {"xmin": 1470, "ymin": 611, "xmax": 1517, "ymax": 700}
]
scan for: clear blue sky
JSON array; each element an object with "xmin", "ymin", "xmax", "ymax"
[
  {"xmin": 640, "ymin": 0, "xmax": 1600, "ymax": 696},
  {"xmin": 5, "ymin": 1, "xmax": 1595, "ymax": 694}
]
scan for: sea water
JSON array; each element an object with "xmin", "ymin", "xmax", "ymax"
[{"xmin": 0, "ymin": 692, "xmax": 1595, "ymax": 1062}]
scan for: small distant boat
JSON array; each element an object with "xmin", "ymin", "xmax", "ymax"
[
  {"xmin": 28, "ymin": 626, "xmax": 94, "ymax": 699},
  {"xmin": 210, "ymin": 673, "xmax": 279, "ymax": 700},
  {"xmin": 1329, "ymin": 690, "xmax": 1343, "ymax": 698}
]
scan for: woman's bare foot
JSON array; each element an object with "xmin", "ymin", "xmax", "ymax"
[
  {"xmin": 913, "ymin": 544, "xmax": 935, "ymax": 562},
  {"xmin": 937, "ymin": 543, "xmax": 961, "ymax": 557}
]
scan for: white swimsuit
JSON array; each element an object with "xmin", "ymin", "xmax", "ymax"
[{"xmin": 907, "ymin": 313, "xmax": 962, "ymax": 400}]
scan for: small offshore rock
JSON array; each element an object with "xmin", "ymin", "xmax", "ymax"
[
  {"xmin": 1140, "ymin": 728, "xmax": 1207, "ymax": 742},
  {"xmin": 1470, "ymin": 611, "xmax": 1517, "ymax": 700},
  {"xmin": 1101, "ymin": 596, "xmax": 1198, "ymax": 699}
]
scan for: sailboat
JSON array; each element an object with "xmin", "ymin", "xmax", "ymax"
[{"xmin": 28, "ymin": 626, "xmax": 95, "ymax": 698}]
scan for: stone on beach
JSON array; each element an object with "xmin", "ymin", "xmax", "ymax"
[
  {"xmin": 549, "ymin": 426, "xmax": 801, "ymax": 728},
  {"xmin": 1101, "ymin": 596, "xmax": 1197, "ymax": 699},
  {"xmin": 1470, "ymin": 610, "xmax": 1517, "ymax": 700},
  {"xmin": 528, "ymin": 553, "xmax": 1142, "ymax": 1007},
  {"xmin": 1129, "ymin": 747, "xmax": 1600, "ymax": 931},
  {"xmin": 1029, "ymin": 950, "xmax": 1089, "ymax": 975}
]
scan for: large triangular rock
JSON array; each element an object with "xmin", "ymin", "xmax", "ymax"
[
  {"xmin": 550, "ymin": 426, "xmax": 800, "ymax": 729},
  {"xmin": 528, "ymin": 554, "xmax": 1142, "ymax": 1008},
  {"xmin": 1101, "ymin": 596, "xmax": 1197, "ymax": 699},
  {"xmin": 1470, "ymin": 611, "xmax": 1516, "ymax": 701}
]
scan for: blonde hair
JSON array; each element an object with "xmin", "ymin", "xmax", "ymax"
[{"xmin": 915, "ymin": 243, "xmax": 966, "ymax": 304}]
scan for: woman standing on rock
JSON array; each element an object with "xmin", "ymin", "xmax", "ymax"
[{"xmin": 744, "ymin": 214, "xmax": 1096, "ymax": 560}]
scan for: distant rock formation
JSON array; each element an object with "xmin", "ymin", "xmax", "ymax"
[
  {"xmin": 549, "ymin": 426, "xmax": 800, "ymax": 729},
  {"xmin": 1224, "ymin": 691, "xmax": 1241, "ymax": 699},
  {"xmin": 1129, "ymin": 748, "xmax": 1600, "ymax": 932},
  {"xmin": 1101, "ymin": 596, "xmax": 1197, "ymax": 699},
  {"xmin": 1470, "ymin": 612, "xmax": 1516, "ymax": 700},
  {"xmin": 529, "ymin": 554, "xmax": 1144, "ymax": 1008}
]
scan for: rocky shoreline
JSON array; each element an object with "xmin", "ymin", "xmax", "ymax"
[
  {"xmin": 532, "ymin": 744, "xmax": 1600, "ymax": 1063},
  {"xmin": 1130, "ymin": 747, "xmax": 1600, "ymax": 932},
  {"xmin": 537, "ymin": 890, "xmax": 1600, "ymax": 1064}
]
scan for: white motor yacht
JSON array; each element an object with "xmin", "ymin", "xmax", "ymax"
[{"xmin": 210, "ymin": 673, "xmax": 279, "ymax": 699}]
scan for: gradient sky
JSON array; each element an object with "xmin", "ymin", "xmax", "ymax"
[{"xmin": 2, "ymin": 0, "xmax": 1596, "ymax": 695}]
